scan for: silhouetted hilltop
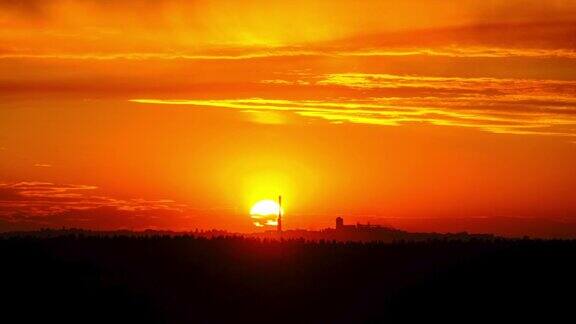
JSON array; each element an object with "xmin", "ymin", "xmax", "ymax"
[
  {"xmin": 1, "ymin": 217, "xmax": 497, "ymax": 242},
  {"xmin": 251, "ymin": 221, "xmax": 496, "ymax": 242},
  {"xmin": 0, "ymin": 227, "xmax": 232, "ymax": 239}
]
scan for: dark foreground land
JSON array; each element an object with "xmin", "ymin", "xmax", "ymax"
[{"xmin": 1, "ymin": 234, "xmax": 575, "ymax": 323}]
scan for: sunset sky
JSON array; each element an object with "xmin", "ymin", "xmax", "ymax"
[{"xmin": 1, "ymin": 0, "xmax": 576, "ymax": 237}]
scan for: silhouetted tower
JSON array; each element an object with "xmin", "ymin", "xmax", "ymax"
[
  {"xmin": 336, "ymin": 217, "xmax": 344, "ymax": 230},
  {"xmin": 277, "ymin": 195, "xmax": 282, "ymax": 233}
]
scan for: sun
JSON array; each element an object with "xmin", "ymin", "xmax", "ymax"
[
  {"xmin": 250, "ymin": 199, "xmax": 280, "ymax": 216},
  {"xmin": 250, "ymin": 199, "xmax": 281, "ymax": 228}
]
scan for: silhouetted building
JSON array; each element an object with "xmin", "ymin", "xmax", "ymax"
[
  {"xmin": 336, "ymin": 217, "xmax": 344, "ymax": 230},
  {"xmin": 335, "ymin": 217, "xmax": 368, "ymax": 231},
  {"xmin": 356, "ymin": 222, "xmax": 382, "ymax": 230},
  {"xmin": 277, "ymin": 195, "xmax": 282, "ymax": 233}
]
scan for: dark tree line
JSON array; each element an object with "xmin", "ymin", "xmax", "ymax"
[{"xmin": 1, "ymin": 234, "xmax": 574, "ymax": 323}]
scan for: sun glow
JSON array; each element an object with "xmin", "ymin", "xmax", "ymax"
[
  {"xmin": 250, "ymin": 199, "xmax": 281, "ymax": 228},
  {"xmin": 250, "ymin": 199, "xmax": 280, "ymax": 215}
]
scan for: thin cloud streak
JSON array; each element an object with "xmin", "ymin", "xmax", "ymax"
[
  {"xmin": 0, "ymin": 50, "xmax": 319, "ymax": 61},
  {"xmin": 0, "ymin": 181, "xmax": 188, "ymax": 217},
  {"xmin": 317, "ymin": 73, "xmax": 576, "ymax": 93},
  {"xmin": 338, "ymin": 47, "xmax": 576, "ymax": 59},
  {"xmin": 1, "ymin": 46, "xmax": 576, "ymax": 61},
  {"xmin": 131, "ymin": 71, "xmax": 576, "ymax": 139},
  {"xmin": 131, "ymin": 98, "xmax": 576, "ymax": 138}
]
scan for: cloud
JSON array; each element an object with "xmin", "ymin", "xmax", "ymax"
[
  {"xmin": 0, "ymin": 50, "xmax": 319, "ymax": 61},
  {"xmin": 0, "ymin": 182, "xmax": 192, "ymax": 230},
  {"xmin": 131, "ymin": 71, "xmax": 576, "ymax": 139},
  {"xmin": 336, "ymin": 47, "xmax": 576, "ymax": 59},
  {"xmin": 1, "ymin": 0, "xmax": 575, "ymax": 61},
  {"xmin": 0, "ymin": 181, "xmax": 249, "ymax": 231},
  {"xmin": 1, "ymin": 46, "xmax": 576, "ymax": 61},
  {"xmin": 0, "ymin": 206, "xmax": 193, "ymax": 232},
  {"xmin": 317, "ymin": 73, "xmax": 576, "ymax": 94}
]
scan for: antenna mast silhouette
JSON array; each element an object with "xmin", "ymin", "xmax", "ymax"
[{"xmin": 277, "ymin": 195, "xmax": 282, "ymax": 233}]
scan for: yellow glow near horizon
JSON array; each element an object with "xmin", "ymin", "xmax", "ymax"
[{"xmin": 240, "ymin": 168, "xmax": 293, "ymax": 211}]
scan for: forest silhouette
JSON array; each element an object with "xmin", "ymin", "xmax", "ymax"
[{"xmin": 1, "ymin": 233, "xmax": 574, "ymax": 323}]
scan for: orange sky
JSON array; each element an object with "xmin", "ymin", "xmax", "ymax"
[{"xmin": 1, "ymin": 0, "xmax": 576, "ymax": 237}]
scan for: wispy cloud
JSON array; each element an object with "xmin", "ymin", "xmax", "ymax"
[
  {"xmin": 0, "ymin": 181, "xmax": 187, "ymax": 218},
  {"xmin": 317, "ymin": 73, "xmax": 576, "ymax": 92},
  {"xmin": 0, "ymin": 50, "xmax": 319, "ymax": 61},
  {"xmin": 131, "ymin": 72, "xmax": 576, "ymax": 138},
  {"xmin": 0, "ymin": 181, "xmax": 249, "ymax": 230},
  {"xmin": 336, "ymin": 47, "xmax": 576, "ymax": 59},
  {"xmin": 1, "ymin": 46, "xmax": 575, "ymax": 61}
]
